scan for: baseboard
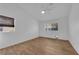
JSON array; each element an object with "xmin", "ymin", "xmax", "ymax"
[
  {"xmin": 39, "ymin": 36, "xmax": 68, "ymax": 41},
  {"xmin": 68, "ymin": 39, "xmax": 79, "ymax": 54},
  {"xmin": 0, "ymin": 34, "xmax": 39, "ymax": 49}
]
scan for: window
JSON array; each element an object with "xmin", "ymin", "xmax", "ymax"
[
  {"xmin": 45, "ymin": 23, "xmax": 58, "ymax": 31},
  {"xmin": 0, "ymin": 15, "xmax": 15, "ymax": 32}
]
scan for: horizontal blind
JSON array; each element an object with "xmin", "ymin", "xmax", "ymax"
[{"xmin": 0, "ymin": 15, "xmax": 14, "ymax": 27}]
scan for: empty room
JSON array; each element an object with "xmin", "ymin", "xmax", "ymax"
[{"xmin": 0, "ymin": 3, "xmax": 79, "ymax": 55}]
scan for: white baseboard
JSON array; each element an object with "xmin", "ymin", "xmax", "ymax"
[
  {"xmin": 69, "ymin": 39, "xmax": 79, "ymax": 54},
  {"xmin": 39, "ymin": 35, "xmax": 68, "ymax": 40},
  {"xmin": 0, "ymin": 34, "xmax": 39, "ymax": 49}
]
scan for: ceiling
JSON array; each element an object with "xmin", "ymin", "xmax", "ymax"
[
  {"xmin": 0, "ymin": 3, "xmax": 72, "ymax": 21},
  {"xmin": 18, "ymin": 3, "xmax": 72, "ymax": 21}
]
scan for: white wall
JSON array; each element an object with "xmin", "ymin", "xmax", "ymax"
[
  {"xmin": 69, "ymin": 4, "xmax": 79, "ymax": 54},
  {"xmin": 18, "ymin": 3, "xmax": 72, "ymax": 40},
  {"xmin": 39, "ymin": 16, "xmax": 70, "ymax": 40},
  {"xmin": 0, "ymin": 4, "xmax": 39, "ymax": 48},
  {"xmin": 39, "ymin": 4, "xmax": 71, "ymax": 40}
]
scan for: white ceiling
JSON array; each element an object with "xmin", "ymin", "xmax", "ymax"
[
  {"xmin": 18, "ymin": 3, "xmax": 72, "ymax": 21},
  {"xmin": 0, "ymin": 3, "xmax": 72, "ymax": 21}
]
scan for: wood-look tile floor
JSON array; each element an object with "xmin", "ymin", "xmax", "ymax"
[{"xmin": 0, "ymin": 37, "xmax": 78, "ymax": 55}]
